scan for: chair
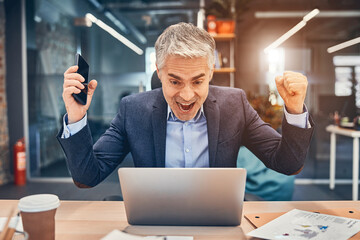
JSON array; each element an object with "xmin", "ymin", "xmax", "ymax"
[
  {"xmin": 151, "ymin": 70, "xmax": 162, "ymax": 90},
  {"xmin": 237, "ymin": 146, "xmax": 295, "ymax": 201}
]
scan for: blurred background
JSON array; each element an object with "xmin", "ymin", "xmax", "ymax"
[{"xmin": 0, "ymin": 0, "xmax": 360, "ymax": 201}]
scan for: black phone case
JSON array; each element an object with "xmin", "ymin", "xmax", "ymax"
[{"xmin": 72, "ymin": 54, "xmax": 89, "ymax": 105}]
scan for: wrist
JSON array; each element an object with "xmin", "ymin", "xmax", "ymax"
[
  {"xmin": 286, "ymin": 105, "xmax": 304, "ymax": 114},
  {"xmin": 68, "ymin": 114, "xmax": 84, "ymax": 124}
]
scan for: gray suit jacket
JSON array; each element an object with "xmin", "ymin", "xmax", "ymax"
[{"xmin": 57, "ymin": 86, "xmax": 314, "ymax": 187}]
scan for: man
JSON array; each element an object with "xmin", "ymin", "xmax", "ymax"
[{"xmin": 57, "ymin": 22, "xmax": 314, "ymax": 188}]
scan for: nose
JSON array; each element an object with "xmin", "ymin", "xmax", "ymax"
[{"xmin": 179, "ymin": 84, "xmax": 195, "ymax": 101}]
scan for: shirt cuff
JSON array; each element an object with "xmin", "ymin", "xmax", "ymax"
[
  {"xmin": 283, "ymin": 105, "xmax": 311, "ymax": 129},
  {"xmin": 61, "ymin": 113, "xmax": 87, "ymax": 139}
]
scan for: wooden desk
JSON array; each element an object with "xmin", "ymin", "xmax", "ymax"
[
  {"xmin": 1, "ymin": 200, "xmax": 359, "ymax": 240},
  {"xmin": 326, "ymin": 125, "xmax": 360, "ymax": 200}
]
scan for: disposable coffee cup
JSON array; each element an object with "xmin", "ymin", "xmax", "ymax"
[{"xmin": 18, "ymin": 194, "xmax": 60, "ymax": 240}]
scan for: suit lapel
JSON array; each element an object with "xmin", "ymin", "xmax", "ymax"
[
  {"xmin": 152, "ymin": 90, "xmax": 167, "ymax": 167},
  {"xmin": 204, "ymin": 88, "xmax": 220, "ymax": 167}
]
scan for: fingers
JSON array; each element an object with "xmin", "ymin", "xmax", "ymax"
[
  {"xmin": 64, "ymin": 73, "xmax": 85, "ymax": 84},
  {"xmin": 63, "ymin": 66, "xmax": 86, "ymax": 99},
  {"xmin": 64, "ymin": 65, "xmax": 78, "ymax": 76},
  {"xmin": 63, "ymin": 80, "xmax": 85, "ymax": 90},
  {"xmin": 285, "ymin": 82, "xmax": 307, "ymax": 96},
  {"xmin": 282, "ymin": 71, "xmax": 308, "ymax": 94},
  {"xmin": 63, "ymin": 66, "xmax": 99, "ymax": 110},
  {"xmin": 275, "ymin": 72, "xmax": 308, "ymax": 98},
  {"xmin": 276, "ymin": 71, "xmax": 308, "ymax": 114},
  {"xmin": 275, "ymin": 75, "xmax": 284, "ymax": 86},
  {"xmin": 62, "ymin": 86, "xmax": 81, "ymax": 99},
  {"xmin": 283, "ymin": 71, "xmax": 307, "ymax": 84},
  {"xmin": 64, "ymin": 66, "xmax": 84, "ymax": 86},
  {"xmin": 275, "ymin": 75, "xmax": 287, "ymax": 97}
]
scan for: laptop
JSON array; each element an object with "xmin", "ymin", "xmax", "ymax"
[{"xmin": 118, "ymin": 168, "xmax": 247, "ymax": 226}]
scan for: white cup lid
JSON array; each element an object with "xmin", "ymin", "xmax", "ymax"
[{"xmin": 18, "ymin": 194, "xmax": 60, "ymax": 212}]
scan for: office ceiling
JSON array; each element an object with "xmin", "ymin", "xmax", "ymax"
[
  {"xmin": 94, "ymin": 0, "xmax": 360, "ymax": 46},
  {"xmin": 238, "ymin": 0, "xmax": 360, "ymax": 44},
  {"xmin": 96, "ymin": 0, "xmax": 200, "ymax": 42}
]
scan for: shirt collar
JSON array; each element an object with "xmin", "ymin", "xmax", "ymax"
[{"xmin": 167, "ymin": 105, "xmax": 205, "ymax": 122}]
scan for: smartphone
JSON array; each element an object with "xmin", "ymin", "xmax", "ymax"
[{"xmin": 72, "ymin": 53, "xmax": 89, "ymax": 105}]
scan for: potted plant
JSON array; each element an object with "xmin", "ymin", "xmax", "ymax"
[{"xmin": 246, "ymin": 91, "xmax": 283, "ymax": 132}]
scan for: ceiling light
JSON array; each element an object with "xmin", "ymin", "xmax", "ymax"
[
  {"xmin": 264, "ymin": 21, "xmax": 306, "ymax": 54},
  {"xmin": 264, "ymin": 9, "xmax": 319, "ymax": 54},
  {"xmin": 327, "ymin": 37, "xmax": 360, "ymax": 53},
  {"xmin": 197, "ymin": 0, "xmax": 205, "ymax": 29},
  {"xmin": 255, "ymin": 10, "xmax": 360, "ymax": 18},
  {"xmin": 303, "ymin": 9, "xmax": 320, "ymax": 22},
  {"xmin": 104, "ymin": 11, "xmax": 128, "ymax": 34},
  {"xmin": 86, "ymin": 13, "xmax": 143, "ymax": 55}
]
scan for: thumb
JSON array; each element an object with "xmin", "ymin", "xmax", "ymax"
[
  {"xmin": 275, "ymin": 76, "xmax": 287, "ymax": 99},
  {"xmin": 85, "ymin": 79, "xmax": 98, "ymax": 107},
  {"xmin": 87, "ymin": 79, "xmax": 98, "ymax": 96}
]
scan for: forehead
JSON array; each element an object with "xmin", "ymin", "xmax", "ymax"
[{"xmin": 163, "ymin": 56, "xmax": 209, "ymax": 73}]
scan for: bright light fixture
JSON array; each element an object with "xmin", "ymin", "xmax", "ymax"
[
  {"xmin": 86, "ymin": 13, "xmax": 143, "ymax": 55},
  {"xmin": 264, "ymin": 9, "xmax": 319, "ymax": 54},
  {"xmin": 104, "ymin": 11, "xmax": 128, "ymax": 33},
  {"xmin": 264, "ymin": 21, "xmax": 306, "ymax": 54},
  {"xmin": 197, "ymin": 0, "xmax": 205, "ymax": 29},
  {"xmin": 255, "ymin": 10, "xmax": 360, "ymax": 19},
  {"xmin": 303, "ymin": 9, "xmax": 320, "ymax": 22},
  {"xmin": 327, "ymin": 37, "xmax": 360, "ymax": 53}
]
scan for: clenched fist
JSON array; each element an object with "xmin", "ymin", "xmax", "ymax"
[
  {"xmin": 62, "ymin": 65, "xmax": 98, "ymax": 124},
  {"xmin": 275, "ymin": 71, "xmax": 308, "ymax": 114}
]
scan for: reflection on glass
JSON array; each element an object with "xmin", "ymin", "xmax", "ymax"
[
  {"xmin": 27, "ymin": 0, "xmax": 143, "ymax": 177},
  {"xmin": 334, "ymin": 56, "xmax": 360, "ymax": 108},
  {"xmin": 335, "ymin": 67, "xmax": 352, "ymax": 96}
]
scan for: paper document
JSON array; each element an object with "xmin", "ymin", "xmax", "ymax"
[
  {"xmin": 102, "ymin": 229, "xmax": 193, "ymax": 240},
  {"xmin": 101, "ymin": 230, "xmax": 162, "ymax": 240},
  {"xmin": 0, "ymin": 216, "xmax": 23, "ymax": 232},
  {"xmin": 247, "ymin": 209, "xmax": 360, "ymax": 240}
]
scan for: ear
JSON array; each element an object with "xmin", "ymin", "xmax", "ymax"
[
  {"xmin": 156, "ymin": 65, "xmax": 161, "ymax": 82},
  {"xmin": 209, "ymin": 64, "xmax": 214, "ymax": 81}
]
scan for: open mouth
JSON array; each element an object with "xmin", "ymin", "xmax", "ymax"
[{"xmin": 177, "ymin": 102, "xmax": 195, "ymax": 112}]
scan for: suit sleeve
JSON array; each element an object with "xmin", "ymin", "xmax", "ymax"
[
  {"xmin": 56, "ymin": 98, "xmax": 130, "ymax": 187},
  {"xmin": 241, "ymin": 90, "xmax": 314, "ymax": 175}
]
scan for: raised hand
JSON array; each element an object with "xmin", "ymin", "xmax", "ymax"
[
  {"xmin": 275, "ymin": 71, "xmax": 308, "ymax": 114},
  {"xmin": 62, "ymin": 65, "xmax": 98, "ymax": 123}
]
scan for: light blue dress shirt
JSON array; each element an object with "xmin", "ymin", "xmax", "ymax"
[
  {"xmin": 165, "ymin": 106, "xmax": 209, "ymax": 168},
  {"xmin": 61, "ymin": 114, "xmax": 87, "ymax": 139},
  {"xmin": 62, "ymin": 104, "xmax": 310, "ymax": 167}
]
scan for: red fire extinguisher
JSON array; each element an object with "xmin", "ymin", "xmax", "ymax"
[{"xmin": 14, "ymin": 138, "xmax": 26, "ymax": 185}]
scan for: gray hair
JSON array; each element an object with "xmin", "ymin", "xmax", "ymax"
[{"xmin": 155, "ymin": 22, "xmax": 216, "ymax": 70}]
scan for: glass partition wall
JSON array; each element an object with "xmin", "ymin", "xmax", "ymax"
[
  {"xmin": 27, "ymin": 0, "xmax": 77, "ymax": 177},
  {"xmin": 26, "ymin": 0, "xmax": 146, "ymax": 178},
  {"xmin": 25, "ymin": 0, "xmax": 359, "ymax": 184}
]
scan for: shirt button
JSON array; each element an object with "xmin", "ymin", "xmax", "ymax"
[
  {"xmin": 185, "ymin": 148, "xmax": 190, "ymax": 153},
  {"xmin": 184, "ymin": 122, "xmax": 188, "ymax": 126}
]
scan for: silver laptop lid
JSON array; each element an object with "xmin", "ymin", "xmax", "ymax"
[{"xmin": 118, "ymin": 168, "xmax": 247, "ymax": 226}]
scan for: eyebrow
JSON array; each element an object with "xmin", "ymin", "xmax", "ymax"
[
  {"xmin": 168, "ymin": 73, "xmax": 205, "ymax": 81},
  {"xmin": 192, "ymin": 73, "xmax": 205, "ymax": 80}
]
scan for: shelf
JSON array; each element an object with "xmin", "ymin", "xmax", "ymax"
[
  {"xmin": 214, "ymin": 68, "xmax": 236, "ymax": 73},
  {"xmin": 212, "ymin": 33, "xmax": 235, "ymax": 41},
  {"xmin": 212, "ymin": 33, "xmax": 236, "ymax": 87}
]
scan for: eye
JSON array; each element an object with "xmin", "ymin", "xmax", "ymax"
[
  {"xmin": 170, "ymin": 79, "xmax": 180, "ymax": 86},
  {"xmin": 193, "ymin": 80, "xmax": 203, "ymax": 85}
]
